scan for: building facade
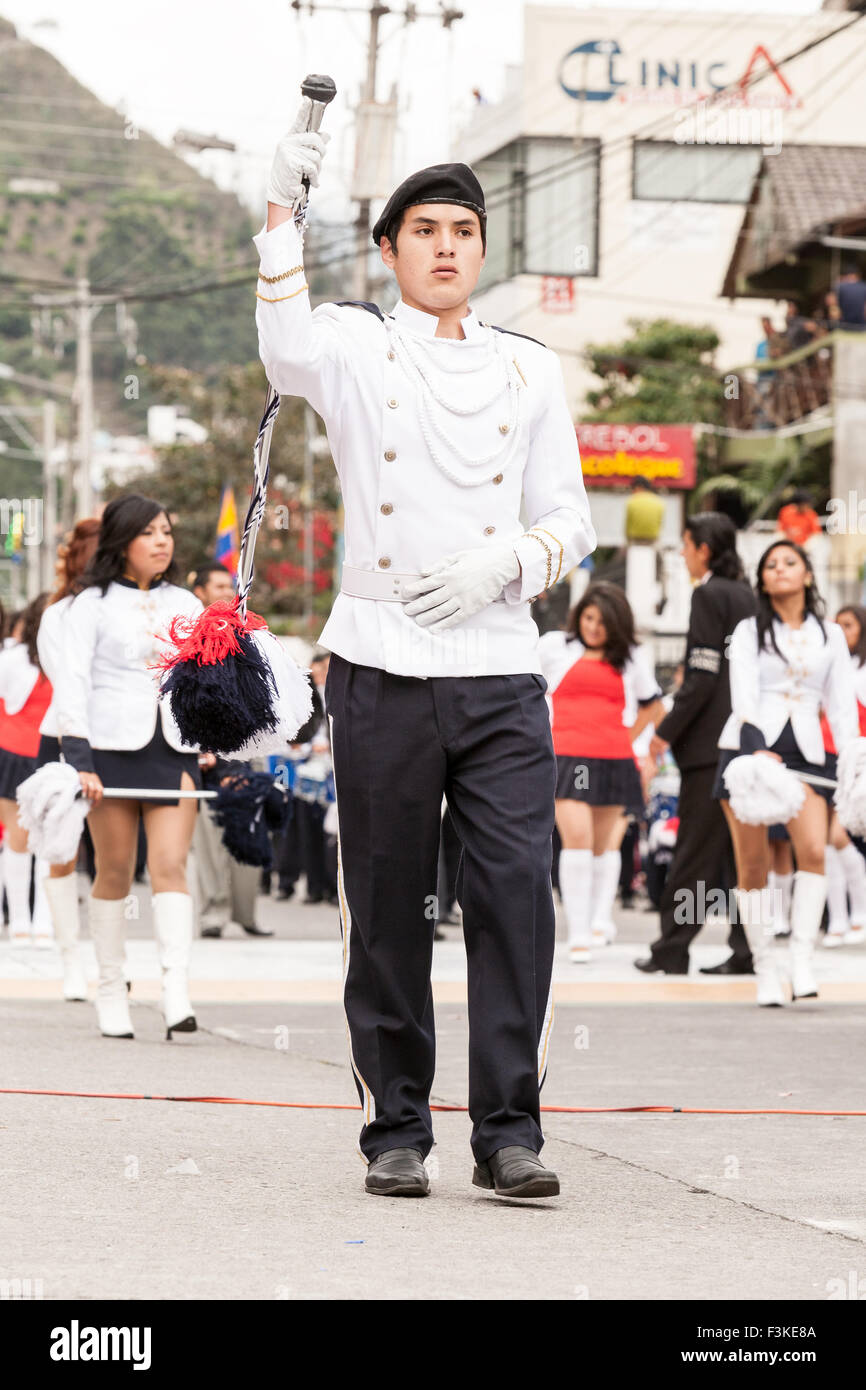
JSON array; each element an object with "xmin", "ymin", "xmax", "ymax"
[{"xmin": 460, "ymin": 5, "xmax": 866, "ymax": 412}]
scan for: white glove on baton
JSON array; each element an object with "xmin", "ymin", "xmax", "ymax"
[
  {"xmin": 266, "ymin": 96, "xmax": 331, "ymax": 209},
  {"xmin": 401, "ymin": 542, "xmax": 521, "ymax": 632}
]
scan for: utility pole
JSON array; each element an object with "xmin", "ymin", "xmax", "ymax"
[
  {"xmin": 291, "ymin": 2, "xmax": 464, "ymax": 301},
  {"xmin": 42, "ymin": 398, "xmax": 56, "ymax": 592},
  {"xmin": 33, "ymin": 280, "xmax": 111, "ymax": 522},
  {"xmin": 75, "ymin": 277, "xmax": 94, "ymax": 518}
]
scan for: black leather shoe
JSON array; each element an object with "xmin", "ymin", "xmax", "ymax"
[
  {"xmin": 200, "ymin": 925, "xmax": 222, "ymax": 939},
  {"xmin": 473, "ymin": 1146, "xmax": 559, "ymax": 1198},
  {"xmin": 634, "ymin": 956, "xmax": 688, "ymax": 975},
  {"xmin": 365, "ymin": 1147, "xmax": 430, "ymax": 1197},
  {"xmin": 241, "ymin": 923, "xmax": 274, "ymax": 937},
  {"xmin": 699, "ymin": 957, "xmax": 754, "ymax": 976}
]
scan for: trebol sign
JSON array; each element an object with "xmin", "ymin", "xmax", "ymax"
[{"xmin": 558, "ymin": 39, "xmax": 801, "ymax": 108}]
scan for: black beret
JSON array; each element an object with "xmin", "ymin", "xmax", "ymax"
[{"xmin": 371, "ymin": 162, "xmax": 486, "ymax": 246}]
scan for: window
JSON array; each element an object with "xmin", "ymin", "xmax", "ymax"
[
  {"xmin": 473, "ymin": 137, "xmax": 599, "ymax": 291},
  {"xmin": 633, "ymin": 141, "xmax": 762, "ymax": 204}
]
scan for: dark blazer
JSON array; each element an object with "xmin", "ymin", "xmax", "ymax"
[{"xmin": 656, "ymin": 574, "xmax": 756, "ymax": 770}]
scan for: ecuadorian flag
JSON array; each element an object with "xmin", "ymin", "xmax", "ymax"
[{"xmin": 214, "ymin": 484, "xmax": 240, "ymax": 577}]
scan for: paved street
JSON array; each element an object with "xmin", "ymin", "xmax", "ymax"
[{"xmin": 2, "ymin": 883, "xmax": 866, "ymax": 1300}]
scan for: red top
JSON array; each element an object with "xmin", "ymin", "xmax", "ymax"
[
  {"xmin": 0, "ymin": 674, "xmax": 52, "ymax": 758},
  {"xmin": 822, "ymin": 703, "xmax": 866, "ymax": 754},
  {"xmin": 777, "ymin": 504, "xmax": 820, "ymax": 547},
  {"xmin": 550, "ymin": 656, "xmax": 633, "ymax": 759}
]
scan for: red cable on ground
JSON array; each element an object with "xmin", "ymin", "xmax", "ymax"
[{"xmin": 2, "ymin": 1087, "xmax": 865, "ymax": 1116}]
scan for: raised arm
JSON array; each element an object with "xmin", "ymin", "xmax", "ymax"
[{"xmin": 253, "ymin": 108, "xmax": 347, "ymax": 416}]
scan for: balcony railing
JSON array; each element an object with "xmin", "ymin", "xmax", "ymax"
[{"xmin": 723, "ymin": 334, "xmax": 834, "ymax": 431}]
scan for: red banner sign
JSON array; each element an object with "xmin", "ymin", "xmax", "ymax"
[{"xmin": 577, "ymin": 422, "xmax": 696, "ymax": 489}]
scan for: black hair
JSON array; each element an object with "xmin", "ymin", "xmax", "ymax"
[
  {"xmin": 789, "ymin": 488, "xmax": 812, "ymax": 506},
  {"xmin": 79, "ymin": 494, "xmax": 180, "ymax": 595},
  {"xmin": 630, "ymin": 476, "xmax": 654, "ymax": 491},
  {"xmin": 755, "ymin": 539, "xmax": 825, "ymax": 658},
  {"xmin": 381, "ymin": 205, "xmax": 487, "ymax": 255},
  {"xmin": 567, "ymin": 581, "xmax": 637, "ymax": 671},
  {"xmin": 21, "ymin": 592, "xmax": 50, "ymax": 670},
  {"xmin": 836, "ymin": 604, "xmax": 866, "ymax": 668},
  {"xmin": 192, "ymin": 561, "xmax": 232, "ymax": 591},
  {"xmin": 842, "ymin": 261, "xmax": 861, "ymax": 277},
  {"xmin": 683, "ymin": 511, "xmax": 745, "ymax": 581}
]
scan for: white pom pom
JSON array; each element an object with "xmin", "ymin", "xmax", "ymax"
[
  {"xmin": 835, "ymin": 736, "xmax": 866, "ymax": 837},
  {"xmin": 232, "ymin": 631, "xmax": 315, "ymax": 759},
  {"xmin": 16, "ymin": 761, "xmax": 89, "ymax": 864},
  {"xmin": 723, "ymin": 753, "xmax": 806, "ymax": 826}
]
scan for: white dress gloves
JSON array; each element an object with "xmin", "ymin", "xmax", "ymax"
[
  {"xmin": 266, "ymin": 97, "xmax": 331, "ymax": 210},
  {"xmin": 402, "ymin": 541, "xmax": 521, "ymax": 632}
]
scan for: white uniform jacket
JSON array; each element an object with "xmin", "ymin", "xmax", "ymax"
[
  {"xmin": 0, "ymin": 640, "xmax": 41, "ymax": 716},
  {"xmin": 253, "ymin": 216, "xmax": 596, "ymax": 678},
  {"xmin": 537, "ymin": 629, "xmax": 661, "ymax": 726},
  {"xmin": 36, "ymin": 595, "xmax": 71, "ymax": 739},
  {"xmin": 718, "ymin": 614, "xmax": 858, "ymax": 763},
  {"xmin": 53, "ymin": 580, "xmax": 203, "ymax": 768}
]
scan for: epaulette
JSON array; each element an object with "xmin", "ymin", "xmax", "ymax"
[
  {"xmin": 333, "ymin": 300, "xmax": 385, "ymax": 321},
  {"xmin": 489, "ymin": 323, "xmax": 546, "ymax": 348}
]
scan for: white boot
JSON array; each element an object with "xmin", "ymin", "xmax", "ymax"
[
  {"xmin": 768, "ymin": 870, "xmax": 793, "ymax": 936},
  {"xmin": 823, "ymin": 846, "xmax": 849, "ymax": 947},
  {"xmin": 559, "ymin": 849, "xmax": 594, "ymax": 962},
  {"xmin": 5, "ymin": 846, "xmax": 34, "ymax": 945},
  {"xmin": 789, "ymin": 870, "xmax": 827, "ymax": 1000},
  {"xmin": 89, "ymin": 896, "xmax": 134, "ymax": 1037},
  {"xmin": 838, "ymin": 842, "xmax": 866, "ymax": 942},
  {"xmin": 44, "ymin": 873, "xmax": 87, "ymax": 1001},
  {"xmin": 152, "ymin": 891, "xmax": 197, "ymax": 1038},
  {"xmin": 736, "ymin": 886, "xmax": 785, "ymax": 1007},
  {"xmin": 31, "ymin": 858, "xmax": 55, "ymax": 948},
  {"xmin": 590, "ymin": 850, "xmax": 620, "ymax": 945}
]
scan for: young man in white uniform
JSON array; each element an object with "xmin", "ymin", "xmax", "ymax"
[{"xmin": 255, "ymin": 107, "xmax": 596, "ymax": 1198}]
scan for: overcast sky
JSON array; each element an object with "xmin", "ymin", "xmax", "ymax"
[{"xmin": 2, "ymin": 0, "xmax": 827, "ymax": 218}]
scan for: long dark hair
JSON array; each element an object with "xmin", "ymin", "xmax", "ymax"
[
  {"xmin": 837, "ymin": 604, "xmax": 866, "ymax": 667},
  {"xmin": 683, "ymin": 511, "xmax": 745, "ymax": 581},
  {"xmin": 79, "ymin": 495, "xmax": 180, "ymax": 596},
  {"xmin": 51, "ymin": 517, "xmax": 101, "ymax": 603},
  {"xmin": 755, "ymin": 539, "xmax": 825, "ymax": 657},
  {"xmin": 567, "ymin": 581, "xmax": 637, "ymax": 671},
  {"xmin": 21, "ymin": 592, "xmax": 50, "ymax": 669}
]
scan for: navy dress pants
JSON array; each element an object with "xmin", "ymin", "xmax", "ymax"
[{"xmin": 324, "ymin": 653, "xmax": 557, "ymax": 1165}]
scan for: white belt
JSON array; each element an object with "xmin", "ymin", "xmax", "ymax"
[{"xmin": 340, "ymin": 563, "xmax": 421, "ymax": 602}]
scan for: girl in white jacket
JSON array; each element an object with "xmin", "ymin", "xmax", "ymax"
[
  {"xmin": 54, "ymin": 496, "xmax": 205, "ymax": 1041},
  {"xmin": 713, "ymin": 539, "xmax": 858, "ymax": 1006},
  {"xmin": 36, "ymin": 518, "xmax": 101, "ymax": 997}
]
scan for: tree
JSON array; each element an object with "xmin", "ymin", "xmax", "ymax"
[{"xmin": 584, "ymin": 318, "xmax": 723, "ymax": 427}]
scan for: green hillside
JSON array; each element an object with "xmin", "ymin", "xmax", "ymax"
[{"xmin": 0, "ymin": 14, "xmax": 258, "ymax": 377}]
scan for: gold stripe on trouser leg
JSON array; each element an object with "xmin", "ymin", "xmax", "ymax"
[{"xmin": 329, "ymin": 713, "xmax": 376, "ymax": 1163}]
